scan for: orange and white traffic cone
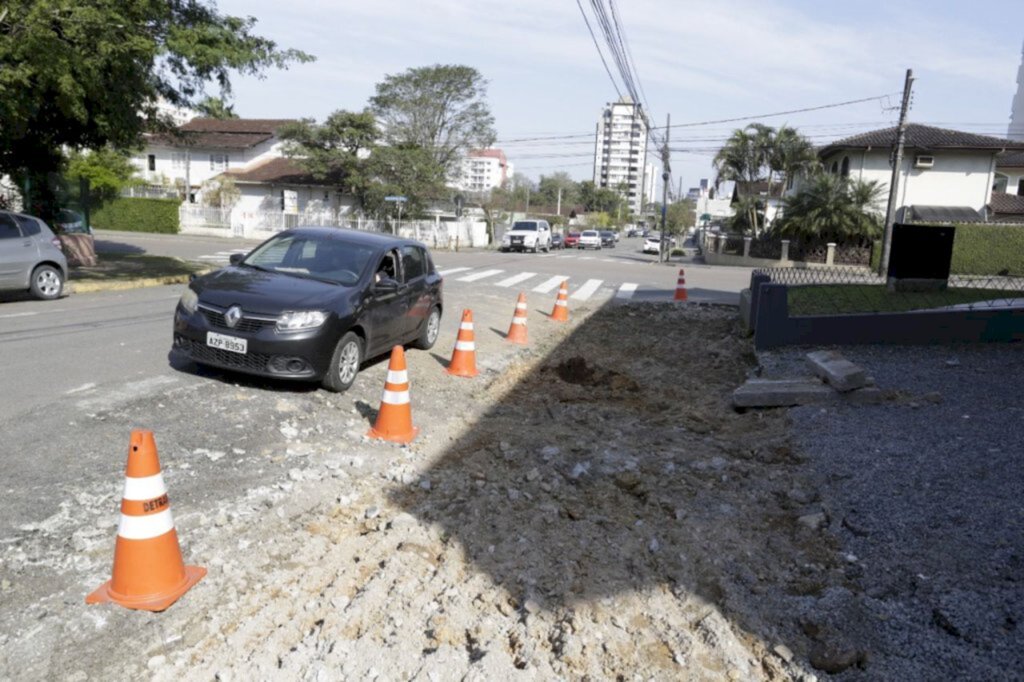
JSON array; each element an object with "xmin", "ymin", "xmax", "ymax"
[
  {"xmin": 550, "ymin": 280, "xmax": 570, "ymax": 322},
  {"xmin": 674, "ymin": 269, "xmax": 688, "ymax": 301},
  {"xmin": 368, "ymin": 346, "xmax": 418, "ymax": 443},
  {"xmin": 86, "ymin": 430, "xmax": 205, "ymax": 612},
  {"xmin": 447, "ymin": 309, "xmax": 479, "ymax": 378},
  {"xmin": 506, "ymin": 293, "xmax": 529, "ymax": 344}
]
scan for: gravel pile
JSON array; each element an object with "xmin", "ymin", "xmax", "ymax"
[{"xmin": 760, "ymin": 343, "xmax": 1024, "ymax": 680}]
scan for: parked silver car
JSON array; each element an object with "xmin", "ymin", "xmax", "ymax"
[{"xmin": 0, "ymin": 211, "xmax": 68, "ymax": 300}]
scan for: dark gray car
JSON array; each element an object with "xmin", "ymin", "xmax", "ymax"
[{"xmin": 0, "ymin": 211, "xmax": 68, "ymax": 300}]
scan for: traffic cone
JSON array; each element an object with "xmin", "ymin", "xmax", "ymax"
[
  {"xmin": 447, "ymin": 309, "xmax": 479, "ymax": 378},
  {"xmin": 674, "ymin": 269, "xmax": 688, "ymax": 301},
  {"xmin": 506, "ymin": 293, "xmax": 529, "ymax": 344},
  {"xmin": 550, "ymin": 280, "xmax": 570, "ymax": 322},
  {"xmin": 87, "ymin": 430, "xmax": 205, "ymax": 612},
  {"xmin": 368, "ymin": 346, "xmax": 418, "ymax": 443}
]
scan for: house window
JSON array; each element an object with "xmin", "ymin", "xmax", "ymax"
[
  {"xmin": 830, "ymin": 161, "xmax": 839, "ymax": 174},
  {"xmin": 840, "ymin": 156, "xmax": 850, "ymax": 177},
  {"xmin": 171, "ymin": 152, "xmax": 187, "ymax": 170},
  {"xmin": 147, "ymin": 154, "xmax": 156, "ymax": 171},
  {"xmin": 1019, "ymin": 178, "xmax": 1024, "ymax": 196},
  {"xmin": 209, "ymin": 154, "xmax": 228, "ymax": 172}
]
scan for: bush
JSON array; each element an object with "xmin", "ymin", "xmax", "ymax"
[
  {"xmin": 91, "ymin": 198, "xmax": 179, "ymax": 234},
  {"xmin": 950, "ymin": 224, "xmax": 1024, "ymax": 275}
]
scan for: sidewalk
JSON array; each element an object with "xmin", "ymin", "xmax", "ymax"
[{"xmin": 69, "ymin": 253, "xmax": 208, "ymax": 294}]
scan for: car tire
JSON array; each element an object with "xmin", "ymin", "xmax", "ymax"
[
  {"xmin": 29, "ymin": 265, "xmax": 64, "ymax": 300},
  {"xmin": 412, "ymin": 306, "xmax": 441, "ymax": 350},
  {"xmin": 322, "ymin": 331, "xmax": 363, "ymax": 393}
]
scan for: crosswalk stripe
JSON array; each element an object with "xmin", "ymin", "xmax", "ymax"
[
  {"xmin": 533, "ymin": 275, "xmax": 568, "ymax": 293},
  {"xmin": 495, "ymin": 272, "xmax": 537, "ymax": 288},
  {"xmin": 616, "ymin": 283, "xmax": 638, "ymax": 299},
  {"xmin": 570, "ymin": 279, "xmax": 603, "ymax": 301},
  {"xmin": 457, "ymin": 269, "xmax": 504, "ymax": 282},
  {"xmin": 556, "ymin": 255, "xmax": 575, "ymax": 259},
  {"xmin": 438, "ymin": 267, "xmax": 471, "ymax": 276}
]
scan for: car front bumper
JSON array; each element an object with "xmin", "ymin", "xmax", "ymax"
[{"xmin": 172, "ymin": 304, "xmax": 338, "ymax": 381}]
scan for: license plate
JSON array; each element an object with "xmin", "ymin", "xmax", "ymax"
[
  {"xmin": 207, "ymin": 332, "xmax": 247, "ymax": 354},
  {"xmin": 512, "ymin": 236, "xmax": 523, "ymax": 243}
]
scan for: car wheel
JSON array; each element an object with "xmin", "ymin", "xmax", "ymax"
[
  {"xmin": 29, "ymin": 265, "xmax": 64, "ymax": 300},
  {"xmin": 412, "ymin": 306, "xmax": 441, "ymax": 350},
  {"xmin": 322, "ymin": 331, "xmax": 363, "ymax": 393}
]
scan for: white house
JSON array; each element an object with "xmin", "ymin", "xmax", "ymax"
[
  {"xmin": 814, "ymin": 124, "xmax": 1024, "ymax": 222},
  {"xmin": 131, "ymin": 118, "xmax": 298, "ymax": 199},
  {"xmin": 223, "ymin": 156, "xmax": 356, "ymax": 217}
]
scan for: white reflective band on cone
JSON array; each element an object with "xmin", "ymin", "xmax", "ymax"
[
  {"xmin": 511, "ymin": 318, "xmax": 527, "ymax": 325},
  {"xmin": 555, "ymin": 300, "xmax": 567, "ymax": 307},
  {"xmin": 516, "ymin": 303, "xmax": 527, "ymax": 310},
  {"xmin": 382, "ymin": 390, "xmax": 411, "ymax": 405},
  {"xmin": 118, "ymin": 509, "xmax": 175, "ymax": 540},
  {"xmin": 387, "ymin": 370, "xmax": 408, "ymax": 384},
  {"xmin": 122, "ymin": 473, "xmax": 168, "ymax": 501},
  {"xmin": 455, "ymin": 341, "xmax": 475, "ymax": 351},
  {"xmin": 460, "ymin": 322, "xmax": 474, "ymax": 331}
]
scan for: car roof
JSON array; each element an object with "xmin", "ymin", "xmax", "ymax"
[{"xmin": 285, "ymin": 226, "xmax": 424, "ymax": 250}]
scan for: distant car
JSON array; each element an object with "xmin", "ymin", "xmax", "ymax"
[
  {"xmin": 643, "ymin": 234, "xmax": 663, "ymax": 254},
  {"xmin": 500, "ymin": 219, "xmax": 552, "ymax": 253},
  {"xmin": 564, "ymin": 231, "xmax": 581, "ymax": 248},
  {"xmin": 173, "ymin": 227, "xmax": 443, "ymax": 392},
  {"xmin": 599, "ymin": 230, "xmax": 616, "ymax": 248},
  {"xmin": 0, "ymin": 211, "xmax": 68, "ymax": 300},
  {"xmin": 612, "ymin": 231, "xmax": 620, "ymax": 242},
  {"xmin": 578, "ymin": 230, "xmax": 602, "ymax": 250},
  {"xmin": 550, "ymin": 233, "xmax": 563, "ymax": 249}
]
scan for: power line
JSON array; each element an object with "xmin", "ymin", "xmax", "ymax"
[
  {"xmin": 574, "ymin": 0, "xmax": 622, "ymax": 100},
  {"xmin": 650, "ymin": 94, "xmax": 900, "ymax": 131}
]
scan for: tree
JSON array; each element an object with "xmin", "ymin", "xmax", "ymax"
[
  {"xmin": 201, "ymin": 175, "xmax": 240, "ymax": 209},
  {"xmin": 64, "ymin": 147, "xmax": 140, "ymax": 204},
  {"xmin": 0, "ymin": 1, "xmax": 312, "ymax": 220},
  {"xmin": 196, "ymin": 96, "xmax": 239, "ymax": 119},
  {"xmin": 774, "ymin": 173, "xmax": 884, "ymax": 241},
  {"xmin": 369, "ymin": 65, "xmax": 496, "ymax": 176},
  {"xmin": 279, "ymin": 110, "xmax": 379, "ymax": 194},
  {"xmin": 362, "ymin": 145, "xmax": 446, "ymax": 219},
  {"xmin": 536, "ymin": 172, "xmax": 578, "ymax": 212}
]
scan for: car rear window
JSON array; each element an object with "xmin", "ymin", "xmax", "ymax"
[{"xmin": 401, "ymin": 245, "xmax": 427, "ymax": 280}]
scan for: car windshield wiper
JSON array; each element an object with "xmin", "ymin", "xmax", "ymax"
[
  {"xmin": 240, "ymin": 262, "xmax": 273, "ymax": 273},
  {"xmin": 283, "ymin": 271, "xmax": 340, "ymax": 285}
]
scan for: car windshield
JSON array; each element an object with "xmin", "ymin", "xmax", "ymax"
[
  {"xmin": 243, "ymin": 234, "xmax": 375, "ymax": 286},
  {"xmin": 511, "ymin": 222, "xmax": 538, "ymax": 231},
  {"xmin": 582, "ymin": 231, "xmax": 598, "ymax": 237}
]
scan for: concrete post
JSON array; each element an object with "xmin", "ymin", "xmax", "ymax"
[
  {"xmin": 715, "ymin": 234, "xmax": 724, "ymax": 253},
  {"xmin": 780, "ymin": 240, "xmax": 790, "ymax": 262},
  {"xmin": 826, "ymin": 242, "xmax": 837, "ymax": 266},
  {"xmin": 743, "ymin": 236, "xmax": 752, "ymax": 258}
]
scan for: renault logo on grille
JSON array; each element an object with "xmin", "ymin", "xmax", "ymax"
[{"xmin": 224, "ymin": 306, "xmax": 243, "ymax": 328}]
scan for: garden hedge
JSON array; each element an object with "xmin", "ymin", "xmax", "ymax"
[
  {"xmin": 950, "ymin": 224, "xmax": 1024, "ymax": 276},
  {"xmin": 91, "ymin": 198, "xmax": 179, "ymax": 234}
]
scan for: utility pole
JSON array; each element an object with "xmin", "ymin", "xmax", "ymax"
[
  {"xmin": 879, "ymin": 68, "xmax": 914, "ymax": 276},
  {"xmin": 525, "ymin": 185, "xmax": 530, "ymax": 217},
  {"xmin": 557, "ymin": 187, "xmax": 562, "ymax": 216},
  {"xmin": 659, "ymin": 114, "xmax": 671, "ymax": 263}
]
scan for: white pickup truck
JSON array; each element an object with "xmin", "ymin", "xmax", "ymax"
[{"xmin": 500, "ymin": 220, "xmax": 552, "ymax": 253}]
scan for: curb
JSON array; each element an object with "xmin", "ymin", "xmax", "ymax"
[{"xmin": 69, "ymin": 274, "xmax": 195, "ymax": 294}]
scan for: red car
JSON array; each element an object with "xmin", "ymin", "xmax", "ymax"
[{"xmin": 563, "ymin": 231, "xmax": 581, "ymax": 248}]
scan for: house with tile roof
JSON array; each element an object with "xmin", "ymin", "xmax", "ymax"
[
  {"xmin": 811, "ymin": 124, "xmax": 1024, "ymax": 223},
  {"xmin": 995, "ymin": 151, "xmax": 1024, "ymax": 197},
  {"xmin": 132, "ymin": 118, "xmax": 299, "ymax": 196}
]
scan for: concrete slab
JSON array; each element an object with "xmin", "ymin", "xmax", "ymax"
[
  {"xmin": 805, "ymin": 350, "xmax": 868, "ymax": 393},
  {"xmin": 732, "ymin": 378, "xmax": 834, "ymax": 408}
]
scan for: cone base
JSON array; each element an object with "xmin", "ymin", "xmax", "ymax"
[
  {"xmin": 447, "ymin": 366, "xmax": 479, "ymax": 377},
  {"xmin": 367, "ymin": 425, "xmax": 419, "ymax": 444},
  {"xmin": 674, "ymin": 292, "xmax": 688, "ymax": 301},
  {"xmin": 86, "ymin": 565, "xmax": 206, "ymax": 612},
  {"xmin": 505, "ymin": 334, "xmax": 528, "ymax": 344},
  {"xmin": 549, "ymin": 313, "xmax": 568, "ymax": 323}
]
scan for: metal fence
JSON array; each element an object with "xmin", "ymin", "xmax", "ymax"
[{"xmin": 753, "ymin": 265, "xmax": 1024, "ymax": 316}]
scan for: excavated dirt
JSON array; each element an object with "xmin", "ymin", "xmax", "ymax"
[{"xmin": 2, "ymin": 302, "xmax": 857, "ymax": 680}]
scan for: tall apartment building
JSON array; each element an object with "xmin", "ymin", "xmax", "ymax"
[
  {"xmin": 453, "ymin": 149, "xmax": 511, "ymax": 193},
  {"xmin": 593, "ymin": 96, "xmax": 650, "ymax": 214},
  {"xmin": 1011, "ymin": 40, "xmax": 1024, "ymax": 141}
]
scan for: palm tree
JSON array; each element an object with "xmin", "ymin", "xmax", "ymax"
[
  {"xmin": 774, "ymin": 173, "xmax": 884, "ymax": 241},
  {"xmin": 713, "ymin": 128, "xmax": 762, "ymax": 233}
]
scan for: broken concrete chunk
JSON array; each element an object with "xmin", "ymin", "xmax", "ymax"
[
  {"xmin": 733, "ymin": 379, "xmax": 835, "ymax": 408},
  {"xmin": 805, "ymin": 350, "xmax": 868, "ymax": 393}
]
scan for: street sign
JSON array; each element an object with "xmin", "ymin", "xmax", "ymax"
[{"xmin": 384, "ymin": 195, "xmax": 407, "ymax": 202}]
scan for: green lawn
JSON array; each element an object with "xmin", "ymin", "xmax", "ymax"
[
  {"xmin": 70, "ymin": 254, "xmax": 207, "ymax": 283},
  {"xmin": 788, "ymin": 284, "xmax": 1022, "ymax": 316}
]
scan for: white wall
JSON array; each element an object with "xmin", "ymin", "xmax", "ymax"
[
  {"xmin": 131, "ymin": 137, "xmax": 285, "ymax": 188},
  {"xmin": 821, "ymin": 149, "xmax": 996, "ymax": 213}
]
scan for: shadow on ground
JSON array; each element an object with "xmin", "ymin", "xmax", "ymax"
[{"xmin": 388, "ymin": 301, "xmax": 869, "ymax": 677}]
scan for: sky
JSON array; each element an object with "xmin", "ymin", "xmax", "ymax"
[{"xmin": 216, "ymin": 0, "xmax": 1024, "ymax": 195}]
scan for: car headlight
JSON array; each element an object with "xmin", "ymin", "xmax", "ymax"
[
  {"xmin": 276, "ymin": 310, "xmax": 328, "ymax": 332},
  {"xmin": 179, "ymin": 288, "xmax": 198, "ymax": 315}
]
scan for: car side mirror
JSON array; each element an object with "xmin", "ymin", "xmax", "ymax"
[
  {"xmin": 374, "ymin": 277, "xmax": 400, "ymax": 293},
  {"xmin": 229, "ymin": 253, "xmax": 244, "ymax": 265}
]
